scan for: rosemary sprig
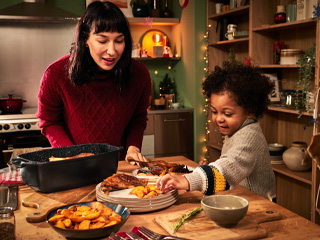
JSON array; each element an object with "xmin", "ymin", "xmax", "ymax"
[{"xmin": 173, "ymin": 207, "xmax": 203, "ymax": 233}]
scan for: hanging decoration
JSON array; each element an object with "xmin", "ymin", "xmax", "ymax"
[{"xmin": 144, "ymin": 17, "xmax": 153, "ymax": 28}]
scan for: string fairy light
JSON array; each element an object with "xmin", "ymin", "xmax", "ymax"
[{"xmin": 201, "ymin": 25, "xmax": 210, "ymax": 163}]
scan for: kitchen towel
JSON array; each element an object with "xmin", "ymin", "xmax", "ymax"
[
  {"xmin": 0, "ymin": 169, "xmax": 23, "ymax": 185},
  {"xmin": 109, "ymin": 226, "xmax": 147, "ymax": 240}
]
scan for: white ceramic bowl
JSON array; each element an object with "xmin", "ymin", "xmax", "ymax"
[
  {"xmin": 201, "ymin": 195, "xmax": 248, "ymax": 227},
  {"xmin": 268, "ymin": 143, "xmax": 284, "ymax": 152},
  {"xmin": 172, "ymin": 102, "xmax": 180, "ymax": 109}
]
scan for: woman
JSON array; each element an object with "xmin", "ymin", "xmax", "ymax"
[{"xmin": 36, "ymin": 1, "xmax": 151, "ymax": 163}]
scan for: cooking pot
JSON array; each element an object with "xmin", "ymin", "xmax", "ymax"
[
  {"xmin": 0, "ymin": 94, "xmax": 27, "ymax": 114},
  {"xmin": 12, "ymin": 143, "xmax": 122, "ymax": 193}
]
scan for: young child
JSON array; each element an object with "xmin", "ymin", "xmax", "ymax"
[{"xmin": 156, "ymin": 62, "xmax": 276, "ymax": 201}]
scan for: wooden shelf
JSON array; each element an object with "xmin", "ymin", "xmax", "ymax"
[
  {"xmin": 209, "ymin": 37, "xmax": 249, "ymax": 46},
  {"xmin": 208, "ymin": 5, "xmax": 249, "ymax": 19},
  {"xmin": 268, "ymin": 106, "xmax": 314, "ymax": 117},
  {"xmin": 272, "ymin": 164, "xmax": 312, "ymax": 185},
  {"xmin": 258, "ymin": 64, "xmax": 300, "ymax": 69},
  {"xmin": 134, "ymin": 57, "xmax": 181, "ymax": 61},
  {"xmin": 128, "ymin": 17, "xmax": 179, "ymax": 26},
  {"xmin": 253, "ymin": 18, "xmax": 316, "ymax": 32}
]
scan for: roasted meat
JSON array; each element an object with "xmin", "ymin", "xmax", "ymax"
[
  {"xmin": 49, "ymin": 153, "xmax": 94, "ymax": 162},
  {"xmin": 101, "ymin": 173, "xmax": 148, "ymax": 194},
  {"xmin": 150, "ymin": 160, "xmax": 185, "ymax": 173}
]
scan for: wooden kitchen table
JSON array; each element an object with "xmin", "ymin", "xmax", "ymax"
[{"xmin": 15, "ymin": 156, "xmax": 320, "ymax": 239}]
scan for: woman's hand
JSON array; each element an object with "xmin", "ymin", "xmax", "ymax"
[
  {"xmin": 125, "ymin": 146, "xmax": 148, "ymax": 166},
  {"xmin": 156, "ymin": 174, "xmax": 190, "ymax": 194}
]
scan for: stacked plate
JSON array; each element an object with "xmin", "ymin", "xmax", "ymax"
[
  {"xmin": 95, "ymin": 183, "xmax": 178, "ymax": 213},
  {"xmin": 269, "ymin": 143, "xmax": 285, "ymax": 165}
]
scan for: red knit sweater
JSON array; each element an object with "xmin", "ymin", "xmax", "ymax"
[{"xmin": 36, "ymin": 55, "xmax": 151, "ymax": 159}]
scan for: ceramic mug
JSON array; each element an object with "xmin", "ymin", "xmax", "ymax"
[
  {"xmin": 225, "ymin": 31, "xmax": 234, "ymax": 40},
  {"xmin": 216, "ymin": 3, "xmax": 222, "ymax": 14},
  {"xmin": 227, "ymin": 24, "xmax": 237, "ymax": 32}
]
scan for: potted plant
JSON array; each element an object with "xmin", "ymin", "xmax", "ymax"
[
  {"xmin": 159, "ymin": 74, "xmax": 176, "ymax": 96},
  {"xmin": 296, "ymin": 43, "xmax": 316, "ymax": 117},
  {"xmin": 130, "ymin": 0, "xmax": 149, "ymax": 17}
]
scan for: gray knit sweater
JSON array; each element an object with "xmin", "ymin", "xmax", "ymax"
[{"xmin": 185, "ymin": 119, "xmax": 276, "ymax": 200}]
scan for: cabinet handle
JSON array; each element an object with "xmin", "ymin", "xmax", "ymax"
[{"xmin": 163, "ymin": 118, "xmax": 186, "ymax": 122}]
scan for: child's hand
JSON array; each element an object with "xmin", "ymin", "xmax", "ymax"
[
  {"xmin": 199, "ymin": 160, "xmax": 208, "ymax": 165},
  {"xmin": 156, "ymin": 174, "xmax": 190, "ymax": 194}
]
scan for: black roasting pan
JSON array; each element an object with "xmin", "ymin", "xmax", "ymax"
[{"xmin": 11, "ymin": 143, "xmax": 122, "ymax": 193}]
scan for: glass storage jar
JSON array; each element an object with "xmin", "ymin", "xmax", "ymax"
[{"xmin": 0, "ymin": 207, "xmax": 15, "ymax": 240}]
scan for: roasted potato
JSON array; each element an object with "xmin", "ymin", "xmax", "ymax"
[
  {"xmin": 48, "ymin": 202, "xmax": 122, "ymax": 230},
  {"xmin": 129, "ymin": 185, "xmax": 161, "ymax": 199}
]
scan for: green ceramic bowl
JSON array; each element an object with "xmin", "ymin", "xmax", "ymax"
[{"xmin": 201, "ymin": 195, "xmax": 248, "ymax": 227}]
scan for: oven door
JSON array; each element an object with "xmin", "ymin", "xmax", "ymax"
[{"xmin": 0, "ymin": 131, "xmax": 51, "ymax": 168}]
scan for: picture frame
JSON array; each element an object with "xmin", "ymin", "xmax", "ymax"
[
  {"xmin": 86, "ymin": 0, "xmax": 133, "ymax": 17},
  {"xmin": 263, "ymin": 73, "xmax": 280, "ymax": 102}
]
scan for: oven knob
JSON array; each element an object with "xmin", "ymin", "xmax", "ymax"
[
  {"xmin": 25, "ymin": 123, "xmax": 31, "ymax": 129},
  {"xmin": 0, "ymin": 125, "xmax": 2, "ymax": 130},
  {"xmin": 3, "ymin": 124, "xmax": 10, "ymax": 130},
  {"xmin": 18, "ymin": 124, "xmax": 24, "ymax": 129}
]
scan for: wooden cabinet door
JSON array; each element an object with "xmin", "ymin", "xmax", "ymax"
[{"xmin": 154, "ymin": 112, "xmax": 193, "ymax": 160}]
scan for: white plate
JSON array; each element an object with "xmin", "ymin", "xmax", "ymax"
[
  {"xmin": 131, "ymin": 168, "xmax": 159, "ymax": 179},
  {"xmin": 132, "ymin": 165, "xmax": 194, "ymax": 178},
  {"xmin": 96, "ymin": 183, "xmax": 178, "ymax": 202},
  {"xmin": 96, "ymin": 196, "xmax": 177, "ymax": 213},
  {"xmin": 95, "ymin": 182, "xmax": 178, "ymax": 213}
]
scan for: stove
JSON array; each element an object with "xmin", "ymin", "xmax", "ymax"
[
  {"xmin": 0, "ymin": 107, "xmax": 51, "ymax": 168},
  {"xmin": 0, "ymin": 107, "xmax": 40, "ymax": 133}
]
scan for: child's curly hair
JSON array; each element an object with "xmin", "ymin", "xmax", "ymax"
[{"xmin": 202, "ymin": 62, "xmax": 274, "ymax": 118}]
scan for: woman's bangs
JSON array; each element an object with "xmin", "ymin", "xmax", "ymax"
[{"xmin": 93, "ymin": 14, "xmax": 127, "ymax": 34}]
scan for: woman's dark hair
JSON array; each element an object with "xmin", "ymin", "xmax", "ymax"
[
  {"xmin": 202, "ymin": 62, "xmax": 274, "ymax": 118},
  {"xmin": 69, "ymin": 1, "xmax": 132, "ymax": 88}
]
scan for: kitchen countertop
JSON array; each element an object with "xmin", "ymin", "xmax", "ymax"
[
  {"xmin": 14, "ymin": 156, "xmax": 320, "ymax": 239},
  {"xmin": 147, "ymin": 107, "xmax": 193, "ymax": 114}
]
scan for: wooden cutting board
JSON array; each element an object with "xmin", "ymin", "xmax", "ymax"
[
  {"xmin": 21, "ymin": 184, "xmax": 97, "ymax": 223},
  {"xmin": 155, "ymin": 205, "xmax": 281, "ymax": 240}
]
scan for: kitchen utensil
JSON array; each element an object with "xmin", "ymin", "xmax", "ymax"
[
  {"xmin": 21, "ymin": 200, "xmax": 49, "ymax": 223},
  {"xmin": 201, "ymin": 195, "xmax": 248, "ymax": 227},
  {"xmin": 227, "ymin": 24, "xmax": 237, "ymax": 32},
  {"xmin": 308, "ymin": 133, "xmax": 320, "ymax": 166},
  {"xmin": 138, "ymin": 226, "xmax": 190, "ymax": 240},
  {"xmin": 0, "ymin": 94, "xmax": 26, "ymax": 114},
  {"xmin": 126, "ymin": 159, "xmax": 150, "ymax": 168},
  {"xmin": 46, "ymin": 202, "xmax": 130, "ymax": 240},
  {"xmin": 126, "ymin": 231, "xmax": 145, "ymax": 240},
  {"xmin": 155, "ymin": 205, "xmax": 281, "ymax": 239},
  {"xmin": 12, "ymin": 143, "xmax": 122, "ymax": 193},
  {"xmin": 109, "ymin": 232, "xmax": 128, "ymax": 240},
  {"xmin": 21, "ymin": 184, "xmax": 96, "ymax": 223}
]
